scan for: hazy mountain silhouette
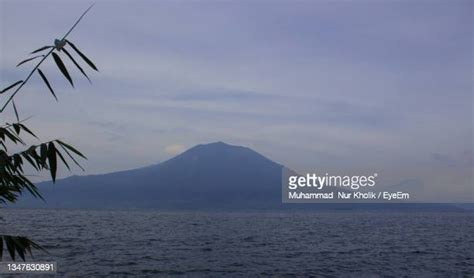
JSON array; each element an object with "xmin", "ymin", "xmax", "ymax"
[
  {"xmin": 14, "ymin": 142, "xmax": 463, "ymax": 211},
  {"xmin": 16, "ymin": 142, "xmax": 284, "ymax": 209}
]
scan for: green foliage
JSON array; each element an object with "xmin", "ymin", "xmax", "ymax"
[
  {"xmin": 0, "ymin": 5, "xmax": 97, "ymax": 261},
  {"xmin": 0, "ymin": 235, "xmax": 46, "ymax": 261},
  {"xmin": 65, "ymin": 40, "xmax": 98, "ymax": 71}
]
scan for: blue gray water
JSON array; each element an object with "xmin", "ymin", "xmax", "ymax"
[{"xmin": 1, "ymin": 209, "xmax": 473, "ymax": 276}]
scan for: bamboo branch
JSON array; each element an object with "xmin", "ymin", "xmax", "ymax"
[{"xmin": 0, "ymin": 4, "xmax": 95, "ymax": 113}]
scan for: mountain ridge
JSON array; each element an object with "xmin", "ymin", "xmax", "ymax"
[
  {"xmin": 14, "ymin": 142, "xmax": 285, "ymax": 209},
  {"xmin": 12, "ymin": 142, "xmax": 465, "ymax": 211}
]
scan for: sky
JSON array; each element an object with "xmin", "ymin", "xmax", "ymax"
[{"xmin": 0, "ymin": 0, "xmax": 472, "ymax": 202}]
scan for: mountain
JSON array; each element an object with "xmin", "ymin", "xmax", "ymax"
[
  {"xmin": 13, "ymin": 142, "xmax": 465, "ymax": 211},
  {"xmin": 15, "ymin": 142, "xmax": 284, "ymax": 209}
]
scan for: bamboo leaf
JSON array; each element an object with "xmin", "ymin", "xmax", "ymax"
[
  {"xmin": 19, "ymin": 176, "xmax": 43, "ymax": 200},
  {"xmin": 1, "ymin": 80, "xmax": 23, "ymax": 94},
  {"xmin": 0, "ymin": 236, "xmax": 3, "ymax": 260},
  {"xmin": 2, "ymin": 127, "xmax": 23, "ymax": 145},
  {"xmin": 62, "ymin": 48, "xmax": 91, "ymax": 82},
  {"xmin": 31, "ymin": 45, "xmax": 53, "ymax": 54},
  {"xmin": 13, "ymin": 153, "xmax": 23, "ymax": 169},
  {"xmin": 1, "ymin": 141, "xmax": 7, "ymax": 152},
  {"xmin": 57, "ymin": 144, "xmax": 85, "ymax": 171},
  {"xmin": 37, "ymin": 69, "xmax": 58, "ymax": 101},
  {"xmin": 19, "ymin": 124, "xmax": 38, "ymax": 139},
  {"xmin": 16, "ymin": 237, "xmax": 33, "ymax": 258},
  {"xmin": 5, "ymin": 236, "xmax": 16, "ymax": 261},
  {"xmin": 12, "ymin": 100, "xmax": 19, "ymax": 122},
  {"xmin": 57, "ymin": 140, "xmax": 87, "ymax": 159},
  {"xmin": 54, "ymin": 145, "xmax": 70, "ymax": 170},
  {"xmin": 47, "ymin": 142, "xmax": 57, "ymax": 182},
  {"xmin": 12, "ymin": 123, "xmax": 20, "ymax": 135},
  {"xmin": 40, "ymin": 143, "xmax": 48, "ymax": 166},
  {"xmin": 11, "ymin": 237, "xmax": 26, "ymax": 261},
  {"xmin": 22, "ymin": 153, "xmax": 39, "ymax": 170},
  {"xmin": 52, "ymin": 52, "xmax": 74, "ymax": 87},
  {"xmin": 0, "ymin": 235, "xmax": 46, "ymax": 261},
  {"xmin": 16, "ymin": 55, "xmax": 44, "ymax": 67},
  {"xmin": 66, "ymin": 40, "xmax": 98, "ymax": 71}
]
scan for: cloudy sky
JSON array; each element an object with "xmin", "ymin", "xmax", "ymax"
[{"xmin": 0, "ymin": 0, "xmax": 472, "ymax": 201}]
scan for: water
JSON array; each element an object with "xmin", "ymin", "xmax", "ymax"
[{"xmin": 1, "ymin": 209, "xmax": 473, "ymax": 276}]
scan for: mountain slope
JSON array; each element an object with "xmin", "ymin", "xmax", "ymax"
[
  {"xmin": 13, "ymin": 142, "xmax": 465, "ymax": 211},
  {"xmin": 15, "ymin": 142, "xmax": 284, "ymax": 209}
]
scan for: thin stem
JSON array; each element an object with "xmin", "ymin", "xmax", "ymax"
[
  {"xmin": 0, "ymin": 48, "xmax": 54, "ymax": 113},
  {"xmin": 62, "ymin": 4, "xmax": 95, "ymax": 40},
  {"xmin": 0, "ymin": 4, "xmax": 95, "ymax": 114}
]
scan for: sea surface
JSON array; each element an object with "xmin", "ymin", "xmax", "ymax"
[{"xmin": 1, "ymin": 209, "xmax": 473, "ymax": 276}]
